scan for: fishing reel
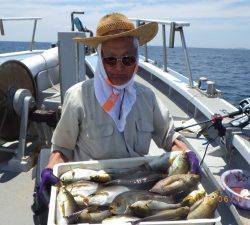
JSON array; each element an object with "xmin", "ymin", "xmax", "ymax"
[
  {"xmin": 229, "ymin": 98, "xmax": 250, "ymax": 128},
  {"xmin": 175, "ymin": 98, "xmax": 250, "ymax": 135},
  {"xmin": 239, "ymin": 98, "xmax": 250, "ymax": 114},
  {"xmin": 208, "ymin": 97, "xmax": 250, "ymax": 135}
]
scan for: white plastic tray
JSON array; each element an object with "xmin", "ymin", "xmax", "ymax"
[{"xmin": 48, "ymin": 155, "xmax": 221, "ymax": 225}]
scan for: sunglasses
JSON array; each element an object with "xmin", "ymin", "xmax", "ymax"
[{"xmin": 102, "ymin": 56, "xmax": 136, "ymax": 67}]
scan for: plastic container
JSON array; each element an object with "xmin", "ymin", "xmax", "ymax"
[
  {"xmin": 48, "ymin": 155, "xmax": 221, "ymax": 225},
  {"xmin": 221, "ymin": 169, "xmax": 250, "ymax": 210}
]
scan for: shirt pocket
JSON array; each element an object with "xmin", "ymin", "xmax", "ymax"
[
  {"xmin": 85, "ymin": 123, "xmax": 114, "ymax": 139},
  {"xmin": 135, "ymin": 119, "xmax": 154, "ymax": 155},
  {"xmin": 83, "ymin": 123, "xmax": 115, "ymax": 159}
]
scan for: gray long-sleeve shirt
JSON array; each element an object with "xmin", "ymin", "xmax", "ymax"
[{"xmin": 51, "ymin": 79, "xmax": 180, "ymax": 161}]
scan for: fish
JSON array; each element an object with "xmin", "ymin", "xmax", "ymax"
[
  {"xmin": 102, "ymin": 215, "xmax": 140, "ymax": 223},
  {"xmin": 104, "ymin": 167, "xmax": 148, "ymax": 179},
  {"xmin": 187, "ymin": 190, "xmax": 219, "ymax": 219},
  {"xmin": 72, "ymin": 195, "xmax": 89, "ymax": 208},
  {"xmin": 65, "ymin": 181, "xmax": 100, "ymax": 208},
  {"xmin": 150, "ymin": 174, "xmax": 200, "ymax": 195},
  {"xmin": 65, "ymin": 180, "xmax": 100, "ymax": 197},
  {"xmin": 181, "ymin": 189, "xmax": 206, "ymax": 206},
  {"xmin": 79, "ymin": 209, "xmax": 112, "ymax": 223},
  {"xmin": 110, "ymin": 190, "xmax": 175, "ymax": 215},
  {"xmin": 168, "ymin": 152, "xmax": 189, "ymax": 176},
  {"xmin": 67, "ymin": 206, "xmax": 112, "ymax": 224},
  {"xmin": 103, "ymin": 152, "xmax": 181, "ymax": 179},
  {"xmin": 87, "ymin": 186, "xmax": 130, "ymax": 206},
  {"xmin": 146, "ymin": 151, "xmax": 181, "ymax": 172},
  {"xmin": 56, "ymin": 186, "xmax": 79, "ymax": 224},
  {"xmin": 104, "ymin": 173, "xmax": 167, "ymax": 190},
  {"xmin": 139, "ymin": 206, "xmax": 189, "ymax": 221},
  {"xmin": 60, "ymin": 168, "xmax": 111, "ymax": 183},
  {"xmin": 129, "ymin": 200, "xmax": 182, "ymax": 217}
]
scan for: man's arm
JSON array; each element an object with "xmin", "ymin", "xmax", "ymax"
[
  {"xmin": 171, "ymin": 139, "xmax": 188, "ymax": 151},
  {"xmin": 47, "ymin": 87, "xmax": 81, "ymax": 169},
  {"xmin": 46, "ymin": 150, "xmax": 69, "ymax": 169}
]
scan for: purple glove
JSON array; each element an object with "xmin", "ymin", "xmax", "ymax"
[
  {"xmin": 186, "ymin": 150, "xmax": 200, "ymax": 174},
  {"xmin": 38, "ymin": 168, "xmax": 59, "ymax": 205}
]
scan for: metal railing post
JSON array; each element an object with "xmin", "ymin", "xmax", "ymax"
[
  {"xmin": 71, "ymin": 13, "xmax": 74, "ymax": 31},
  {"xmin": 0, "ymin": 19, "xmax": 4, "ymax": 35},
  {"xmin": 144, "ymin": 42, "xmax": 148, "ymax": 62},
  {"xmin": 169, "ymin": 22, "xmax": 175, "ymax": 48},
  {"xmin": 136, "ymin": 19, "xmax": 148, "ymax": 62},
  {"xmin": 141, "ymin": 21, "xmax": 148, "ymax": 62},
  {"xmin": 30, "ymin": 19, "xmax": 37, "ymax": 51},
  {"xmin": 162, "ymin": 24, "xmax": 167, "ymax": 71},
  {"xmin": 179, "ymin": 27, "xmax": 194, "ymax": 88}
]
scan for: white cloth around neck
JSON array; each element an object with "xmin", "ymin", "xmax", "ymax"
[{"xmin": 93, "ymin": 38, "xmax": 139, "ymax": 132}]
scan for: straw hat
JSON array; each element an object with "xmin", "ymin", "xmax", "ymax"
[{"xmin": 74, "ymin": 12, "xmax": 158, "ymax": 47}]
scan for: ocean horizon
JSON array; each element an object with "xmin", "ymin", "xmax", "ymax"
[
  {"xmin": 0, "ymin": 41, "xmax": 249, "ymax": 106},
  {"xmin": 1, "ymin": 41, "xmax": 249, "ymax": 51}
]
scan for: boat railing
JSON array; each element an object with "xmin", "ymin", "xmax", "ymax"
[
  {"xmin": 129, "ymin": 18, "xmax": 194, "ymax": 88},
  {"xmin": 0, "ymin": 17, "xmax": 42, "ymax": 51}
]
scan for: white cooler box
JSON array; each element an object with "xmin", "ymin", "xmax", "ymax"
[{"xmin": 48, "ymin": 155, "xmax": 221, "ymax": 225}]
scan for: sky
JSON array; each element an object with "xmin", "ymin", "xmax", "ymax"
[{"xmin": 0, "ymin": 0, "xmax": 250, "ymax": 49}]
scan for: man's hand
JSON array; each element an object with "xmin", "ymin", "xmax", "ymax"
[
  {"xmin": 186, "ymin": 150, "xmax": 200, "ymax": 174},
  {"xmin": 171, "ymin": 139, "xmax": 200, "ymax": 174},
  {"xmin": 38, "ymin": 168, "xmax": 60, "ymax": 205},
  {"xmin": 38, "ymin": 150, "xmax": 68, "ymax": 206},
  {"xmin": 171, "ymin": 139, "xmax": 188, "ymax": 151}
]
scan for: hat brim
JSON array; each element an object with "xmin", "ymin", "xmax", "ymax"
[{"xmin": 74, "ymin": 22, "xmax": 158, "ymax": 47}]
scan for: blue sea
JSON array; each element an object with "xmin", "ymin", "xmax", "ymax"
[{"xmin": 0, "ymin": 41, "xmax": 249, "ymax": 106}]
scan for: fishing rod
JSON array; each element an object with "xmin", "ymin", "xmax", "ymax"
[
  {"xmin": 174, "ymin": 98, "xmax": 250, "ymax": 167},
  {"xmin": 174, "ymin": 98, "xmax": 250, "ymax": 133}
]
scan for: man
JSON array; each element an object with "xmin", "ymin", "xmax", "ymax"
[{"xmin": 38, "ymin": 12, "xmax": 199, "ymax": 204}]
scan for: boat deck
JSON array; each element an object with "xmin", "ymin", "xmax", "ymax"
[
  {"xmin": 0, "ymin": 62, "xmax": 249, "ymax": 225},
  {"xmin": 0, "ymin": 167, "xmax": 35, "ymax": 225}
]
